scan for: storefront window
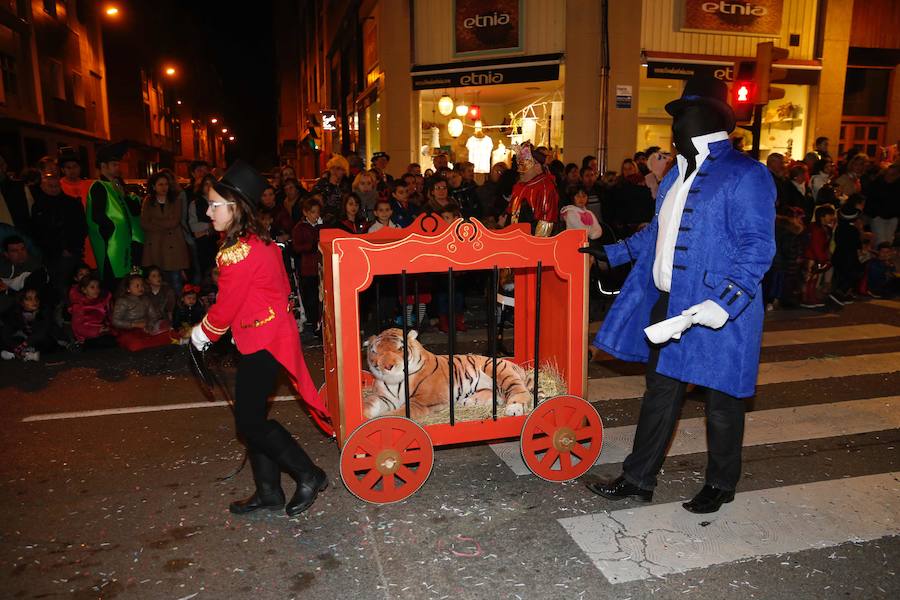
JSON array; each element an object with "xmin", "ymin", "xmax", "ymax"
[
  {"xmin": 417, "ymin": 76, "xmax": 565, "ymax": 177},
  {"xmin": 365, "ymin": 97, "xmax": 381, "ymax": 162}
]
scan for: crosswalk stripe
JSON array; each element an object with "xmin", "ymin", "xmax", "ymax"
[
  {"xmin": 869, "ymin": 299, "xmax": 900, "ymax": 310},
  {"xmin": 588, "ymin": 351, "xmax": 900, "ymax": 401},
  {"xmin": 557, "ymin": 471, "xmax": 900, "ymax": 584},
  {"xmin": 21, "ymin": 396, "xmax": 297, "ymax": 422},
  {"xmin": 590, "ymin": 323, "xmax": 900, "ymax": 361},
  {"xmin": 760, "ymin": 323, "xmax": 900, "ymax": 346},
  {"xmin": 490, "ymin": 396, "xmax": 900, "ymax": 476}
]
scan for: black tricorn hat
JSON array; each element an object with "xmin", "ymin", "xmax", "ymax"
[
  {"xmin": 665, "ymin": 75, "xmax": 736, "ymax": 133},
  {"xmin": 96, "ymin": 140, "xmax": 129, "ymax": 166},
  {"xmin": 213, "ymin": 159, "xmax": 267, "ymax": 209},
  {"xmin": 58, "ymin": 146, "xmax": 80, "ymax": 167}
]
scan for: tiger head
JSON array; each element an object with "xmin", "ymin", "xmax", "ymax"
[{"xmin": 366, "ymin": 328, "xmax": 426, "ymax": 384}]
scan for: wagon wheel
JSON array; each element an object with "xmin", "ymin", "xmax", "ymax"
[
  {"xmin": 520, "ymin": 395, "xmax": 603, "ymax": 482},
  {"xmin": 317, "ymin": 370, "xmax": 374, "ymax": 412},
  {"xmin": 340, "ymin": 416, "xmax": 434, "ymax": 504}
]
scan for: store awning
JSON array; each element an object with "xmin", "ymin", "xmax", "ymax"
[
  {"xmin": 645, "ymin": 52, "xmax": 822, "ymax": 86},
  {"xmin": 411, "ymin": 53, "xmax": 564, "ymax": 90}
]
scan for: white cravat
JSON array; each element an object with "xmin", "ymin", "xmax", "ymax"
[{"xmin": 653, "ymin": 131, "xmax": 728, "ymax": 292}]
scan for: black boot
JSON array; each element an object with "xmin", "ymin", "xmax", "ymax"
[
  {"xmin": 229, "ymin": 448, "xmax": 286, "ymax": 515},
  {"xmin": 257, "ymin": 423, "xmax": 328, "ymax": 518}
]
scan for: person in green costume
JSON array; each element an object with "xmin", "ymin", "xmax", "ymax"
[{"xmin": 86, "ymin": 142, "xmax": 144, "ymax": 290}]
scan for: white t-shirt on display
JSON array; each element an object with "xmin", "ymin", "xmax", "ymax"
[{"xmin": 465, "ymin": 134, "xmax": 494, "ymax": 173}]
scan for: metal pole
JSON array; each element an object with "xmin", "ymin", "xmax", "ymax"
[
  {"xmin": 598, "ymin": 0, "xmax": 611, "ymax": 173},
  {"xmin": 533, "ymin": 262, "xmax": 542, "ymax": 410},
  {"xmin": 447, "ymin": 267, "xmax": 455, "ymax": 426},
  {"xmin": 490, "ymin": 265, "xmax": 498, "ymax": 420},
  {"xmin": 401, "ymin": 270, "xmax": 410, "ymax": 418},
  {"xmin": 750, "ymin": 104, "xmax": 764, "ymax": 161}
]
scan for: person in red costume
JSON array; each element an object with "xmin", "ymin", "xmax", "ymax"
[
  {"xmin": 190, "ymin": 159, "xmax": 331, "ymax": 517},
  {"xmin": 504, "ymin": 142, "xmax": 559, "ymax": 236}
]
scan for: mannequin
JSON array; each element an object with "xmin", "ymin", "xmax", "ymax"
[{"xmin": 581, "ymin": 76, "xmax": 775, "ymax": 514}]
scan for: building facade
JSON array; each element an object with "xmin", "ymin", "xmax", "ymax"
[{"xmin": 0, "ymin": 0, "xmax": 109, "ymax": 174}]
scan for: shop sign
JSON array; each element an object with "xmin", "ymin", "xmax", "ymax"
[
  {"xmin": 412, "ymin": 63, "xmax": 558, "ymax": 90},
  {"xmin": 615, "ymin": 85, "xmax": 633, "ymax": 109},
  {"xmin": 647, "ymin": 61, "xmax": 818, "ymax": 86},
  {"xmin": 320, "ymin": 110, "xmax": 337, "ymax": 131},
  {"xmin": 454, "ymin": 0, "xmax": 522, "ymax": 56},
  {"xmin": 682, "ymin": 0, "xmax": 783, "ymax": 36}
]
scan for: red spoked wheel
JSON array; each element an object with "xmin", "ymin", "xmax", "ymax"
[
  {"xmin": 520, "ymin": 395, "xmax": 603, "ymax": 482},
  {"xmin": 340, "ymin": 416, "xmax": 434, "ymax": 504}
]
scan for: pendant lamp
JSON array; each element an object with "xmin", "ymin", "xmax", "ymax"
[
  {"xmin": 455, "ymin": 104, "xmax": 469, "ymax": 117},
  {"xmin": 447, "ymin": 118, "xmax": 464, "ymax": 138},
  {"xmin": 438, "ymin": 94, "xmax": 454, "ymax": 116}
]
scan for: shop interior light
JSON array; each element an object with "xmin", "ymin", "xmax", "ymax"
[
  {"xmin": 455, "ymin": 104, "xmax": 469, "ymax": 117},
  {"xmin": 468, "ymin": 105, "xmax": 481, "ymax": 120},
  {"xmin": 447, "ymin": 118, "xmax": 464, "ymax": 138},
  {"xmin": 438, "ymin": 94, "xmax": 454, "ymax": 116}
]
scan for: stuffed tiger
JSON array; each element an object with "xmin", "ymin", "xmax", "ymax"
[{"xmin": 363, "ymin": 328, "xmax": 534, "ymax": 420}]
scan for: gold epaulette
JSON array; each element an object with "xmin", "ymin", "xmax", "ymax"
[{"xmin": 216, "ymin": 239, "xmax": 251, "ymax": 267}]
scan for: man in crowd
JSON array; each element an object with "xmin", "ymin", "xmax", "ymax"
[
  {"xmin": 30, "ymin": 167, "xmax": 86, "ymax": 303},
  {"xmin": 814, "ymin": 136, "xmax": 831, "ymax": 161},
  {"xmin": 86, "ymin": 142, "xmax": 144, "ymax": 290},
  {"xmin": 0, "ymin": 236, "xmax": 49, "ymax": 315}
]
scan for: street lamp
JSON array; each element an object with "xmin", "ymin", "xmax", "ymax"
[
  {"xmin": 210, "ymin": 118, "xmax": 218, "ymax": 124},
  {"xmin": 164, "ymin": 66, "xmax": 176, "ymax": 77},
  {"xmin": 228, "ymin": 136, "xmax": 235, "ymax": 141},
  {"xmin": 105, "ymin": 6, "xmax": 120, "ymax": 17},
  {"xmin": 221, "ymin": 128, "xmax": 228, "ymax": 134}
]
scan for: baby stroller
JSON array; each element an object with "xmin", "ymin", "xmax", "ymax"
[{"xmin": 276, "ymin": 240, "xmax": 306, "ymax": 333}]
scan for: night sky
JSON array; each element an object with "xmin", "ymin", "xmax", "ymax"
[{"xmin": 107, "ymin": 2, "xmax": 278, "ymax": 169}]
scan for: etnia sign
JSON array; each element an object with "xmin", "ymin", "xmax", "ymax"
[
  {"xmin": 454, "ymin": 0, "xmax": 521, "ymax": 56},
  {"xmin": 682, "ymin": 0, "xmax": 783, "ymax": 35},
  {"xmin": 462, "ymin": 12, "xmax": 512, "ymax": 29}
]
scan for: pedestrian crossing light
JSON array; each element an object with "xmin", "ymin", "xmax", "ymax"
[{"xmin": 754, "ymin": 41, "xmax": 789, "ymax": 104}]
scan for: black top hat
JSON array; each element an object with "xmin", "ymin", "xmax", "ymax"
[
  {"xmin": 838, "ymin": 202, "xmax": 860, "ymax": 221},
  {"xmin": 665, "ymin": 75, "xmax": 736, "ymax": 133},
  {"xmin": 96, "ymin": 140, "xmax": 129, "ymax": 166},
  {"xmin": 213, "ymin": 159, "xmax": 267, "ymax": 209},
  {"xmin": 372, "ymin": 151, "xmax": 390, "ymax": 162}
]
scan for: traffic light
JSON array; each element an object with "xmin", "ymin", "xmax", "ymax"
[
  {"xmin": 754, "ymin": 41, "xmax": 789, "ymax": 104},
  {"xmin": 731, "ymin": 60, "xmax": 756, "ymax": 123}
]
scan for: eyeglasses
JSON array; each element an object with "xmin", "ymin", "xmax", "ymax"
[
  {"xmin": 433, "ymin": 185, "xmax": 448, "ymax": 190},
  {"xmin": 208, "ymin": 201, "xmax": 234, "ymax": 210}
]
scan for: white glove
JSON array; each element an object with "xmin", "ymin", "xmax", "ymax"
[
  {"xmin": 191, "ymin": 324, "xmax": 212, "ymax": 351},
  {"xmin": 644, "ymin": 314, "xmax": 693, "ymax": 344},
  {"xmin": 682, "ymin": 300, "xmax": 729, "ymax": 329}
]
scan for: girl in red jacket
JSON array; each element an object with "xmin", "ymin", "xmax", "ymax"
[
  {"xmin": 191, "ymin": 160, "xmax": 330, "ymax": 517},
  {"xmin": 291, "ymin": 197, "xmax": 323, "ymax": 338},
  {"xmin": 69, "ymin": 275, "xmax": 116, "ymax": 349}
]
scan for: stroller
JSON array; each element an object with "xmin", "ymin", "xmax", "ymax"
[{"xmin": 276, "ymin": 241, "xmax": 307, "ymax": 333}]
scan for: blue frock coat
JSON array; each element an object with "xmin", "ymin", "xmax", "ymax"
[{"xmin": 593, "ymin": 140, "xmax": 776, "ymax": 398}]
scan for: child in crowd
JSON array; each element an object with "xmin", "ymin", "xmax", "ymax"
[
  {"xmin": 338, "ymin": 193, "xmax": 369, "ymax": 234},
  {"xmin": 368, "ymin": 199, "xmax": 399, "ymax": 232},
  {"xmin": 200, "ymin": 267, "xmax": 219, "ymax": 308},
  {"xmin": 0, "ymin": 288, "xmax": 57, "ymax": 361},
  {"xmin": 112, "ymin": 274, "xmax": 172, "ymax": 351},
  {"xmin": 867, "ymin": 243, "xmax": 899, "ymax": 298},
  {"xmin": 292, "ymin": 197, "xmax": 323, "ymax": 337},
  {"xmin": 801, "ymin": 204, "xmax": 836, "ymax": 309},
  {"xmin": 561, "ymin": 187, "xmax": 604, "ymax": 240},
  {"xmin": 388, "ymin": 180, "xmax": 420, "ymax": 228},
  {"xmin": 173, "ymin": 284, "xmax": 206, "ymax": 328},
  {"xmin": 438, "ymin": 203, "xmax": 461, "ymax": 225},
  {"xmin": 68, "ymin": 264, "xmax": 92, "ymax": 306},
  {"xmin": 69, "ymin": 275, "xmax": 116, "ymax": 349},
  {"xmin": 144, "ymin": 265, "xmax": 176, "ymax": 323},
  {"xmin": 768, "ymin": 206, "xmax": 807, "ymax": 309},
  {"xmin": 352, "ymin": 171, "xmax": 379, "ymax": 219}
]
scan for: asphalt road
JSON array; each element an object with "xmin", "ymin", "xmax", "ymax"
[{"xmin": 1, "ymin": 300, "xmax": 898, "ymax": 600}]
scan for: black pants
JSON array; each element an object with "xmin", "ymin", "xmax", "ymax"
[
  {"xmin": 623, "ymin": 292, "xmax": 746, "ymax": 491},
  {"xmin": 299, "ymin": 275, "xmax": 320, "ymax": 332},
  {"xmin": 234, "ymin": 350, "xmax": 283, "ymax": 448}
]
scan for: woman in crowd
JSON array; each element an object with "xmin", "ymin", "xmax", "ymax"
[
  {"xmin": 188, "ymin": 174, "xmax": 218, "ymax": 278},
  {"xmin": 281, "ymin": 178, "xmax": 305, "ymax": 227},
  {"xmin": 314, "ymin": 155, "xmax": 350, "ymax": 226},
  {"xmin": 141, "ymin": 173, "xmax": 189, "ymax": 291},
  {"xmin": 352, "ymin": 170, "xmax": 380, "ymax": 219},
  {"xmin": 425, "ymin": 177, "xmax": 452, "ymax": 214},
  {"xmin": 338, "ymin": 193, "xmax": 368, "ymax": 234},
  {"xmin": 190, "ymin": 160, "xmax": 329, "ymax": 517}
]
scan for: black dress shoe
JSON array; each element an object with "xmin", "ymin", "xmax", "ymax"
[
  {"xmin": 285, "ymin": 467, "xmax": 328, "ymax": 517},
  {"xmin": 229, "ymin": 490, "xmax": 285, "ymax": 514},
  {"xmin": 682, "ymin": 484, "xmax": 735, "ymax": 514},
  {"xmin": 586, "ymin": 475, "xmax": 653, "ymax": 502}
]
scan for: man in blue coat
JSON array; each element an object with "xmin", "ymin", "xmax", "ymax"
[{"xmin": 581, "ymin": 76, "xmax": 775, "ymax": 513}]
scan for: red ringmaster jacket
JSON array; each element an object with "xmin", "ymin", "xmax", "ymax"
[{"xmin": 200, "ymin": 234, "xmax": 332, "ymax": 434}]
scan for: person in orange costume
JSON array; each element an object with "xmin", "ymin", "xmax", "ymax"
[{"xmin": 190, "ymin": 159, "xmax": 331, "ymax": 518}]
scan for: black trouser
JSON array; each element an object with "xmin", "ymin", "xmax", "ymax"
[
  {"xmin": 299, "ymin": 275, "xmax": 320, "ymax": 332},
  {"xmin": 234, "ymin": 350, "xmax": 283, "ymax": 448},
  {"xmin": 622, "ymin": 292, "xmax": 746, "ymax": 492}
]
